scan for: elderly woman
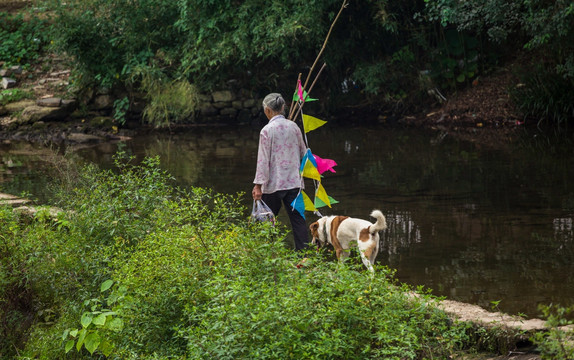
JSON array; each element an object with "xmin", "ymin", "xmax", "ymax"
[{"xmin": 252, "ymin": 93, "xmax": 309, "ymax": 250}]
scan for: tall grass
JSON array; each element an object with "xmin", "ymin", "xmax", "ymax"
[{"xmin": 511, "ymin": 66, "xmax": 574, "ymax": 127}]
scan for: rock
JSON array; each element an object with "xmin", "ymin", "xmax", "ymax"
[
  {"xmin": 212, "ymin": 90, "xmax": 235, "ymax": 102},
  {"xmin": 213, "ymin": 101, "xmax": 230, "ymax": 109},
  {"xmin": 243, "ymin": 99, "xmax": 256, "ymax": 108},
  {"xmin": 199, "ymin": 105, "xmax": 218, "ymax": 116},
  {"xmin": 37, "ymin": 97, "xmax": 62, "ymax": 108},
  {"xmin": 38, "ymin": 78, "xmax": 59, "ymax": 85},
  {"xmin": 89, "ymin": 116, "xmax": 114, "ymax": 127},
  {"xmin": 237, "ymin": 109, "xmax": 253, "ymax": 124},
  {"xmin": 9, "ymin": 65, "xmax": 23, "ymax": 75},
  {"xmin": 14, "ymin": 205, "xmax": 63, "ymax": 219},
  {"xmin": 61, "ymin": 99, "xmax": 77, "ymax": 111},
  {"xmin": 91, "ymin": 94, "xmax": 113, "ymax": 110},
  {"xmin": 239, "ymin": 88, "xmax": 253, "ymax": 99},
  {"xmin": 31, "ymin": 121, "xmax": 46, "ymax": 129},
  {"xmin": 198, "ymin": 93, "xmax": 212, "ymax": 102},
  {"xmin": 49, "ymin": 70, "xmax": 70, "ymax": 77},
  {"xmin": 0, "ymin": 106, "xmax": 7, "ymax": 116},
  {"xmin": 19, "ymin": 105, "xmax": 67, "ymax": 123},
  {"xmin": 66, "ymin": 133, "xmax": 103, "ymax": 143},
  {"xmin": 219, "ymin": 108, "xmax": 237, "ymax": 117},
  {"xmin": 5, "ymin": 100, "xmax": 36, "ymax": 113},
  {"xmin": 1, "ymin": 77, "xmax": 17, "ymax": 89},
  {"xmin": 0, "ymin": 69, "xmax": 11, "ymax": 77},
  {"xmin": 232, "ymin": 100, "xmax": 243, "ymax": 109}
]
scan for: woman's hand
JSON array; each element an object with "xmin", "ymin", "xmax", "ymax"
[{"xmin": 252, "ymin": 184, "xmax": 262, "ymax": 200}]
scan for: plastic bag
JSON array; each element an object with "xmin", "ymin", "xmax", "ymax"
[{"xmin": 250, "ymin": 199, "xmax": 275, "ymax": 224}]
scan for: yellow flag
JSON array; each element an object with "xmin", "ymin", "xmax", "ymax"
[
  {"xmin": 315, "ymin": 183, "xmax": 331, "ymax": 208},
  {"xmin": 314, "ymin": 195, "xmax": 338, "ymax": 208},
  {"xmin": 302, "ymin": 114, "xmax": 327, "ymax": 133},
  {"xmin": 302, "ymin": 191, "xmax": 317, "ymax": 211},
  {"xmin": 301, "ymin": 160, "xmax": 321, "ymax": 181}
]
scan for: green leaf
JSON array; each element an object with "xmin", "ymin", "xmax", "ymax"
[
  {"xmin": 65, "ymin": 339, "xmax": 75, "ymax": 353},
  {"xmin": 456, "ymin": 74, "xmax": 465, "ymax": 82},
  {"xmin": 69, "ymin": 329, "xmax": 78, "ymax": 337},
  {"xmin": 100, "ymin": 279, "xmax": 114, "ymax": 292},
  {"xmin": 62, "ymin": 329, "xmax": 70, "ymax": 341},
  {"xmin": 81, "ymin": 312, "xmax": 93, "ymax": 328},
  {"xmin": 107, "ymin": 317, "xmax": 124, "ymax": 332},
  {"xmin": 84, "ymin": 332, "xmax": 101, "ymax": 354},
  {"xmin": 76, "ymin": 328, "xmax": 87, "ymax": 351},
  {"xmin": 99, "ymin": 339, "xmax": 115, "ymax": 357},
  {"xmin": 93, "ymin": 313, "xmax": 107, "ymax": 326}
]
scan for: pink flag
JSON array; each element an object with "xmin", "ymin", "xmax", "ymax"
[
  {"xmin": 313, "ymin": 154, "xmax": 337, "ymax": 174},
  {"xmin": 297, "ymin": 79, "xmax": 304, "ymax": 102}
]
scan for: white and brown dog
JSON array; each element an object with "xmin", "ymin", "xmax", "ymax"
[{"xmin": 309, "ymin": 210, "xmax": 387, "ymax": 272}]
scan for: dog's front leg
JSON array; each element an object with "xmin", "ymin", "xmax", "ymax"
[{"xmin": 359, "ymin": 250, "xmax": 375, "ymax": 273}]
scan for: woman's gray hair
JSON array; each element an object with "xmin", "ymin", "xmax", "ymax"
[{"xmin": 262, "ymin": 93, "xmax": 285, "ymax": 113}]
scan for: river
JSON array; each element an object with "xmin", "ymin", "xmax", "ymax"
[{"xmin": 1, "ymin": 124, "xmax": 573, "ymax": 319}]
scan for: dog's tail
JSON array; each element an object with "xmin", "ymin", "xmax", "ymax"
[{"xmin": 369, "ymin": 210, "xmax": 387, "ymax": 234}]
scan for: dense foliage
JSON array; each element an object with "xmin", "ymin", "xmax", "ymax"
[
  {"xmin": 0, "ymin": 11, "xmax": 50, "ymax": 68},
  {"xmin": 5, "ymin": 0, "xmax": 574, "ymax": 124},
  {"xmin": 420, "ymin": 0, "xmax": 574, "ymax": 124},
  {"xmin": 0, "ymin": 154, "xmax": 482, "ymax": 359}
]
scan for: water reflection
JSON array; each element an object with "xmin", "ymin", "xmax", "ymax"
[
  {"xmin": 1, "ymin": 125, "xmax": 573, "ymax": 318},
  {"xmin": 382, "ymin": 210, "xmax": 422, "ymax": 256},
  {"xmin": 554, "ymin": 217, "xmax": 573, "ymax": 245}
]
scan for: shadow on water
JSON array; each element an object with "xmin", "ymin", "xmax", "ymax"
[{"xmin": 1, "ymin": 124, "xmax": 573, "ymax": 318}]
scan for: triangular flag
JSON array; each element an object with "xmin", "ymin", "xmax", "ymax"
[
  {"xmin": 290, "ymin": 192, "xmax": 306, "ymax": 219},
  {"xmin": 297, "ymin": 79, "xmax": 304, "ymax": 102},
  {"xmin": 314, "ymin": 195, "xmax": 339, "ymax": 209},
  {"xmin": 292, "ymin": 90, "xmax": 318, "ymax": 102},
  {"xmin": 313, "ymin": 154, "xmax": 337, "ymax": 174},
  {"xmin": 302, "ymin": 114, "xmax": 327, "ymax": 133},
  {"xmin": 300, "ymin": 149, "xmax": 318, "ymax": 173},
  {"xmin": 305, "ymin": 149, "xmax": 318, "ymax": 166},
  {"xmin": 315, "ymin": 183, "xmax": 331, "ymax": 208},
  {"xmin": 301, "ymin": 160, "xmax": 321, "ymax": 181},
  {"xmin": 302, "ymin": 191, "xmax": 317, "ymax": 211}
]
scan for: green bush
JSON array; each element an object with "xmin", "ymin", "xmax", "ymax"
[
  {"xmin": 0, "ymin": 11, "xmax": 51, "ymax": 67},
  {"xmin": 0, "ymin": 154, "xmax": 476, "ymax": 359},
  {"xmin": 0, "ymin": 88, "xmax": 35, "ymax": 105},
  {"xmin": 530, "ymin": 304, "xmax": 574, "ymax": 360},
  {"xmin": 510, "ymin": 67, "xmax": 574, "ymax": 126}
]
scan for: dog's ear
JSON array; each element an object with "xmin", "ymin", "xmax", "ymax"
[{"xmin": 309, "ymin": 222, "xmax": 319, "ymax": 234}]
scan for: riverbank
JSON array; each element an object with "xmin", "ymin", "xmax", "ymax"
[
  {"xmin": 1, "ymin": 190, "xmax": 568, "ymax": 360},
  {"xmin": 0, "ymin": 56, "xmax": 526, "ymax": 148}
]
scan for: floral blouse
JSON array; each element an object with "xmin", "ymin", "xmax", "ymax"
[{"xmin": 253, "ymin": 115, "xmax": 306, "ymax": 194}]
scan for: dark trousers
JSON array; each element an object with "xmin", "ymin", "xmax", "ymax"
[{"xmin": 262, "ymin": 188, "xmax": 309, "ymax": 251}]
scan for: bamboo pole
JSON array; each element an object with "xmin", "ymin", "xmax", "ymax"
[
  {"xmin": 303, "ymin": 0, "xmax": 348, "ymax": 90},
  {"xmin": 288, "ymin": 0, "xmax": 349, "ymax": 121},
  {"xmin": 288, "ymin": 73, "xmax": 302, "ymax": 120},
  {"xmin": 292, "ymin": 63, "xmax": 327, "ymax": 122}
]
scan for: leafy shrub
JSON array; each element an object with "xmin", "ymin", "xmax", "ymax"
[
  {"xmin": 0, "ymin": 206, "xmax": 29, "ymax": 358},
  {"xmin": 510, "ymin": 67, "xmax": 574, "ymax": 126},
  {"xmin": 1, "ymin": 154, "xmax": 475, "ymax": 359},
  {"xmin": 530, "ymin": 304, "xmax": 574, "ymax": 360},
  {"xmin": 0, "ymin": 11, "xmax": 51, "ymax": 67},
  {"xmin": 0, "ymin": 88, "xmax": 34, "ymax": 105},
  {"xmin": 63, "ymin": 280, "xmax": 126, "ymax": 357},
  {"xmin": 141, "ymin": 79, "xmax": 200, "ymax": 127},
  {"xmin": 54, "ymin": 152, "xmax": 176, "ymax": 245}
]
